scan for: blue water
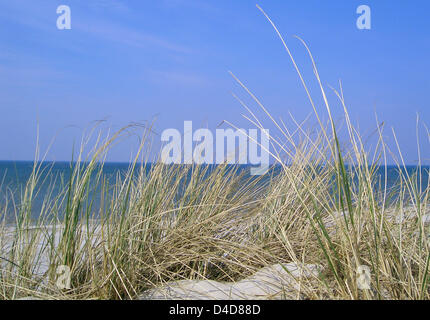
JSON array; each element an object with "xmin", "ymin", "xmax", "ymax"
[
  {"xmin": 0, "ymin": 161, "xmax": 428, "ymax": 220},
  {"xmin": 0, "ymin": 161, "xmax": 132, "ymax": 221}
]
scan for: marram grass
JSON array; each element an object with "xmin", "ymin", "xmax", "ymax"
[
  {"xmin": 0, "ymin": 7, "xmax": 429, "ymax": 300},
  {"xmin": 0, "ymin": 116, "xmax": 428, "ymax": 300}
]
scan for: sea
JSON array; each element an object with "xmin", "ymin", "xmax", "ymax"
[{"xmin": 0, "ymin": 161, "xmax": 428, "ymax": 221}]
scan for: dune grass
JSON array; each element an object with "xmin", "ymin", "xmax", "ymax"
[{"xmin": 0, "ymin": 5, "xmax": 429, "ymax": 300}]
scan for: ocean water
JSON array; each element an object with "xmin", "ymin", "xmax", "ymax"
[
  {"xmin": 0, "ymin": 161, "xmax": 428, "ymax": 220},
  {"xmin": 0, "ymin": 161, "xmax": 131, "ymax": 221}
]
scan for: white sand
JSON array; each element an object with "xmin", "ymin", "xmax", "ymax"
[{"xmin": 139, "ymin": 263, "xmax": 322, "ymax": 300}]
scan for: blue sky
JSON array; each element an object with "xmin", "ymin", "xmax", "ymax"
[{"xmin": 0, "ymin": 0, "xmax": 429, "ymax": 164}]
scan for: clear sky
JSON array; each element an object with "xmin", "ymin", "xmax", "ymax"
[{"xmin": 0, "ymin": 0, "xmax": 429, "ymax": 164}]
